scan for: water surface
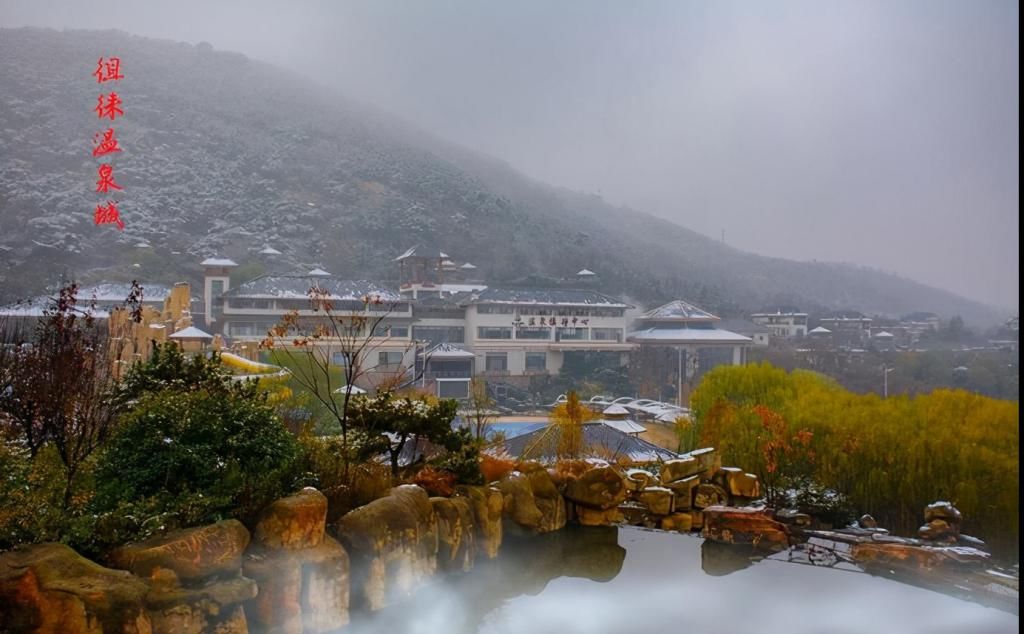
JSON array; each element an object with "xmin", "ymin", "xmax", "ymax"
[{"xmin": 344, "ymin": 526, "xmax": 1017, "ymax": 634}]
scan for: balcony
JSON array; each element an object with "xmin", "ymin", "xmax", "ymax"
[{"xmin": 424, "ymin": 370, "xmax": 473, "ymax": 379}]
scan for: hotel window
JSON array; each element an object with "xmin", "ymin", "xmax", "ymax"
[
  {"xmin": 477, "ymin": 326, "xmax": 512, "ymax": 340},
  {"xmin": 525, "ymin": 352, "xmax": 547, "ymax": 371},
  {"xmin": 211, "ymin": 280, "xmax": 224, "ymax": 319},
  {"xmin": 485, "ymin": 353, "xmax": 508, "ymax": 372},
  {"xmin": 515, "ymin": 327, "xmax": 551, "ymax": 340},
  {"xmin": 229, "ymin": 322, "xmax": 256, "ymax": 336},
  {"xmin": 412, "ymin": 326, "xmax": 464, "ymax": 344},
  {"xmin": 373, "ymin": 323, "xmax": 410, "ymax": 338},
  {"xmin": 591, "ymin": 328, "xmax": 622, "ymax": 342},
  {"xmin": 377, "ymin": 351, "xmax": 404, "ymax": 370},
  {"xmin": 555, "ymin": 327, "xmax": 589, "ymax": 341}
]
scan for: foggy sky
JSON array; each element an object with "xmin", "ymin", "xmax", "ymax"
[{"xmin": 2, "ymin": 0, "xmax": 1018, "ymax": 309}]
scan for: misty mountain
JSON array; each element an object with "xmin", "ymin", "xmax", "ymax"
[{"xmin": 0, "ymin": 28, "xmax": 1001, "ymax": 324}]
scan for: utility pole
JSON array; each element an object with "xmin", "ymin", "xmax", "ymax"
[{"xmin": 883, "ymin": 365, "xmax": 894, "ymax": 398}]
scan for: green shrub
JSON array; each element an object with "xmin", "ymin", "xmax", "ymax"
[{"xmin": 92, "ymin": 388, "xmax": 300, "ymax": 548}]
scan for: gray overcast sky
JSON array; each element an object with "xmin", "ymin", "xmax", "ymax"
[{"xmin": 2, "ymin": 0, "xmax": 1018, "ymax": 309}]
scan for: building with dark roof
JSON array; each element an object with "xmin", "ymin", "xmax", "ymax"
[{"xmin": 494, "ymin": 421, "xmax": 680, "ymax": 464}]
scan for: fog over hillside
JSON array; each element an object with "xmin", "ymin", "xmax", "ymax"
[
  {"xmin": 0, "ymin": 28, "xmax": 1006, "ymax": 324},
  {"xmin": 2, "ymin": 0, "xmax": 1017, "ymax": 311}
]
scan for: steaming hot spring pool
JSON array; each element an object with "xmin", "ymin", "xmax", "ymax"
[{"xmin": 342, "ymin": 525, "xmax": 1016, "ymax": 634}]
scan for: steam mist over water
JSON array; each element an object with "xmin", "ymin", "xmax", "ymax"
[{"xmin": 342, "ymin": 527, "xmax": 1016, "ymax": 634}]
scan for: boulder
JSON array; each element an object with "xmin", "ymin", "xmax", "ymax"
[
  {"xmin": 659, "ymin": 457, "xmax": 700, "ymax": 484},
  {"xmin": 702, "ymin": 506, "xmax": 790, "ymax": 550},
  {"xmin": 431, "ymin": 496, "xmax": 476, "ymax": 572},
  {"xmin": 693, "ymin": 484, "xmax": 729, "ymax": 509},
  {"xmin": 617, "ymin": 502, "xmax": 648, "ymax": 526},
  {"xmin": 918, "ymin": 519, "xmax": 958, "ymax": 543},
  {"xmin": 638, "ymin": 486, "xmax": 674, "ymax": 516},
  {"xmin": 334, "ymin": 485, "xmax": 438, "ymax": 611},
  {"xmin": 689, "ymin": 510, "xmax": 705, "ymax": 529},
  {"xmin": 665, "ymin": 475, "xmax": 700, "ymax": 511},
  {"xmin": 109, "ymin": 520, "xmax": 250, "ymax": 581},
  {"xmin": 660, "ymin": 513, "xmax": 694, "ymax": 533},
  {"xmin": 253, "ymin": 487, "xmax": 328, "ymax": 550},
  {"xmin": 624, "ymin": 469, "xmax": 658, "ymax": 491},
  {"xmin": 145, "ymin": 574, "xmax": 256, "ymax": 634},
  {"xmin": 244, "ymin": 537, "xmax": 349, "ymax": 634},
  {"xmin": 455, "ymin": 485, "xmax": 504, "ymax": 559},
  {"xmin": 0, "ymin": 542, "xmax": 151, "ymax": 634},
  {"xmin": 689, "ymin": 447, "xmax": 722, "ymax": 478},
  {"xmin": 924, "ymin": 501, "xmax": 963, "ymax": 526},
  {"xmin": 564, "ymin": 466, "xmax": 628, "ymax": 510},
  {"xmin": 496, "ymin": 466, "xmax": 567, "ymax": 536},
  {"xmin": 719, "ymin": 468, "xmax": 760, "ymax": 498},
  {"xmin": 857, "ymin": 514, "xmax": 879, "ymax": 529},
  {"xmin": 576, "ymin": 505, "xmax": 625, "ymax": 527},
  {"xmin": 850, "ymin": 541, "xmax": 979, "ymax": 571},
  {"xmin": 775, "ymin": 509, "xmax": 812, "ymax": 528}
]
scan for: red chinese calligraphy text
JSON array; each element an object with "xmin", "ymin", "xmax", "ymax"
[
  {"xmin": 92, "ymin": 128, "xmax": 122, "ymax": 157},
  {"xmin": 94, "ymin": 201, "xmax": 125, "ymax": 231},
  {"xmin": 95, "ymin": 164, "xmax": 123, "ymax": 193},
  {"xmin": 93, "ymin": 57, "xmax": 124, "ymax": 83},
  {"xmin": 95, "ymin": 93, "xmax": 124, "ymax": 120}
]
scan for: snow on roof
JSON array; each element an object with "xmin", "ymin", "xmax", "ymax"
[
  {"xmin": 809, "ymin": 326, "xmax": 832, "ymax": 334},
  {"xmin": 0, "ymin": 283, "xmax": 174, "ymax": 317},
  {"xmin": 464, "ymin": 288, "xmax": 629, "ymax": 308},
  {"xmin": 434, "ymin": 283, "xmax": 488, "ymax": 293},
  {"xmin": 873, "ymin": 330, "xmax": 895, "ymax": 338},
  {"xmin": 394, "ymin": 246, "xmax": 449, "ymax": 261},
  {"xmin": 597, "ymin": 418, "xmax": 646, "ymax": 435},
  {"xmin": 201, "ymin": 257, "xmax": 238, "ymax": 267},
  {"xmin": 308, "ymin": 268, "xmax": 331, "ymax": 276},
  {"xmin": 639, "ymin": 300, "xmax": 718, "ymax": 322},
  {"xmin": 460, "ymin": 262, "xmax": 477, "ymax": 269},
  {"xmin": 577, "ymin": 268, "xmax": 596, "ymax": 276},
  {"xmin": 426, "ymin": 343, "xmax": 477, "ymax": 359},
  {"xmin": 223, "ymin": 275, "xmax": 402, "ymax": 302},
  {"xmin": 259, "ymin": 246, "xmax": 282, "ymax": 255},
  {"xmin": 168, "ymin": 326, "xmax": 213, "ymax": 339},
  {"xmin": 332, "ymin": 384, "xmax": 367, "ymax": 394},
  {"xmin": 134, "ymin": 242, "xmax": 151, "ymax": 248},
  {"xmin": 602, "ymin": 404, "xmax": 631, "ymax": 416},
  {"xmin": 627, "ymin": 326, "xmax": 752, "ymax": 344},
  {"xmin": 498, "ymin": 422, "xmax": 677, "ymax": 463}
]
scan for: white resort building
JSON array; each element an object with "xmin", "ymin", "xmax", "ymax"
[{"xmin": 196, "ymin": 249, "xmax": 752, "ymax": 399}]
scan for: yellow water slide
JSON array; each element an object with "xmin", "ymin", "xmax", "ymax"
[{"xmin": 220, "ymin": 351, "xmax": 293, "ymax": 402}]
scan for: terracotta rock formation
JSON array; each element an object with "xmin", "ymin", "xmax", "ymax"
[
  {"xmin": 253, "ymin": 487, "xmax": 328, "ymax": 551},
  {"xmin": 245, "ymin": 488, "xmax": 349, "ymax": 633},
  {"xmin": 0, "ymin": 542, "xmax": 151, "ymax": 634},
  {"xmin": 659, "ymin": 456, "xmax": 700, "ymax": 484},
  {"xmin": 454, "ymin": 485, "xmax": 504, "ymax": 559},
  {"xmin": 334, "ymin": 485, "xmax": 438, "ymax": 611},
  {"xmin": 638, "ymin": 487, "xmax": 674, "ymax": 516},
  {"xmin": 564, "ymin": 466, "xmax": 628, "ymax": 510},
  {"xmin": 496, "ymin": 464, "xmax": 567, "ymax": 536},
  {"xmin": 665, "ymin": 475, "xmax": 700, "ymax": 511},
  {"xmin": 693, "ymin": 484, "xmax": 729, "ymax": 509},
  {"xmin": 431, "ymin": 496, "xmax": 476, "ymax": 573},
  {"xmin": 702, "ymin": 506, "xmax": 790, "ymax": 550},
  {"xmin": 108, "ymin": 520, "xmax": 251, "ymax": 581}
]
